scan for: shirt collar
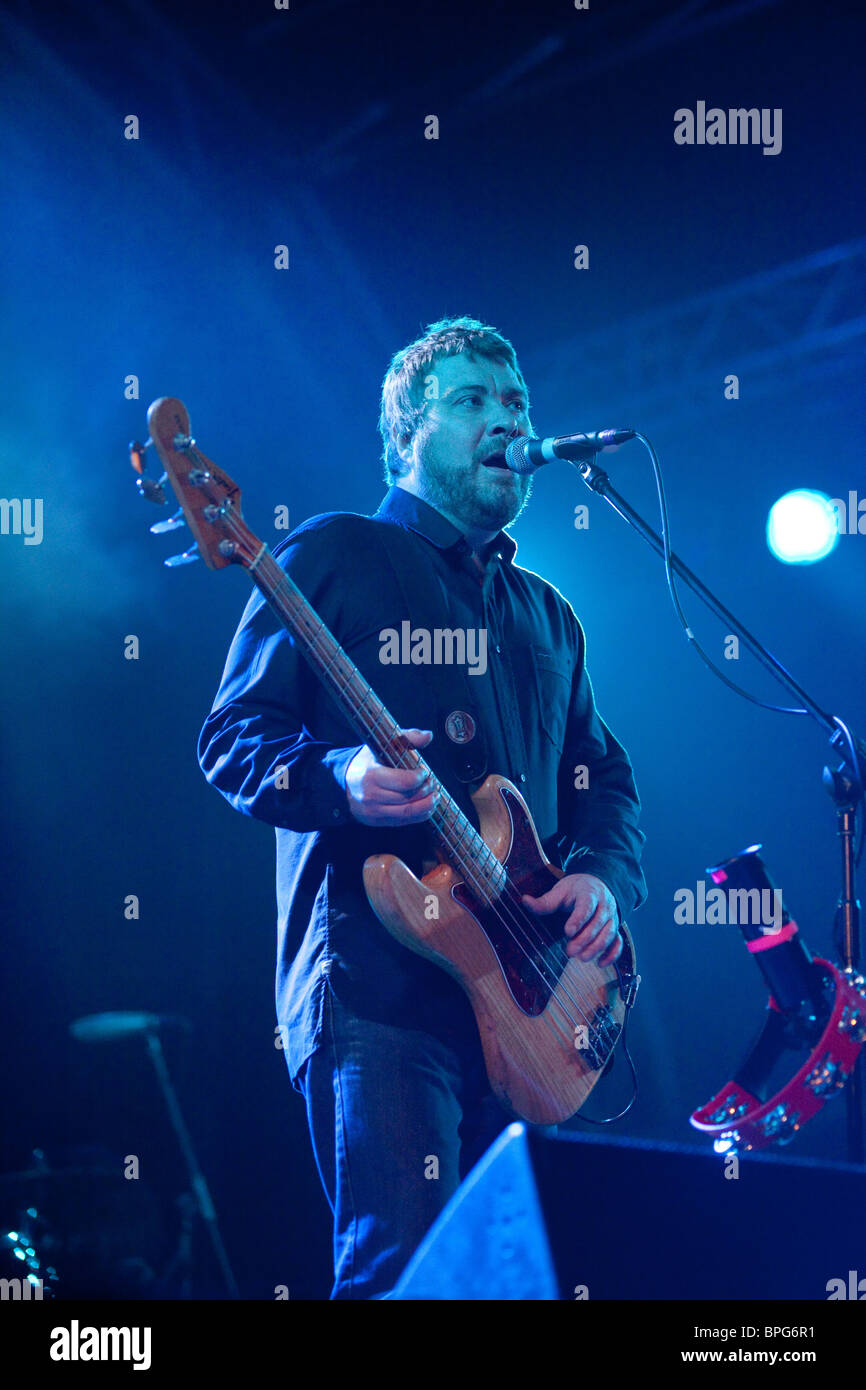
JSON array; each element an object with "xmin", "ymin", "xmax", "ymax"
[{"xmin": 372, "ymin": 484, "xmax": 518, "ymax": 565}]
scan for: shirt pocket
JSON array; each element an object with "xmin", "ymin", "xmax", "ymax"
[{"xmin": 531, "ymin": 643, "xmax": 572, "ymax": 754}]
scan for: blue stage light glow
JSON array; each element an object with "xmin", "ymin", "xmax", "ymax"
[{"xmin": 766, "ymin": 489, "xmax": 839, "ymax": 564}]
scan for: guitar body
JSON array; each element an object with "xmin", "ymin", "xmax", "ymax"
[{"xmin": 363, "ymin": 773, "xmax": 636, "ymax": 1126}]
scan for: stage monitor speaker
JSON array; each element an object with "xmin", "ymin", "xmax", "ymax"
[{"xmin": 392, "ymin": 1124, "xmax": 866, "ymax": 1300}]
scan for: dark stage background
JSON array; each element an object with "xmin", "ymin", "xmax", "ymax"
[{"xmin": 1, "ymin": 0, "xmax": 865, "ymax": 1300}]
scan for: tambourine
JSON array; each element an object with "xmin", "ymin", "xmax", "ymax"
[
  {"xmin": 691, "ymin": 959, "xmax": 866, "ymax": 1153},
  {"xmin": 689, "ymin": 847, "xmax": 866, "ymax": 1155}
]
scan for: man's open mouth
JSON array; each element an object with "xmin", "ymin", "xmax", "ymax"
[{"xmin": 482, "ymin": 452, "xmax": 508, "ymax": 470}]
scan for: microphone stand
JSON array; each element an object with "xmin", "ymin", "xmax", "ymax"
[{"xmin": 576, "ymin": 454, "xmax": 866, "ymax": 1164}]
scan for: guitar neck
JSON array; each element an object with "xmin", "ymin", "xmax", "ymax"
[{"xmin": 249, "ymin": 546, "xmax": 504, "ymax": 891}]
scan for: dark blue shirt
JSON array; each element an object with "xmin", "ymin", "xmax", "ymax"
[{"xmin": 198, "ymin": 485, "xmax": 646, "ymax": 1085}]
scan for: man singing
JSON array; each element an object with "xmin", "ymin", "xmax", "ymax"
[{"xmin": 198, "ymin": 316, "xmax": 646, "ymax": 1299}]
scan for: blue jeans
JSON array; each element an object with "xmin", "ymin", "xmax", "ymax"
[{"xmin": 296, "ymin": 977, "xmax": 510, "ymax": 1299}]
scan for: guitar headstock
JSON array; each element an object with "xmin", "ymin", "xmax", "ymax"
[{"xmin": 140, "ymin": 397, "xmax": 261, "ymax": 571}]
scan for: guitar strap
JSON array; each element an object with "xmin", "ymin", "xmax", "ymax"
[{"xmin": 369, "ymin": 515, "xmax": 490, "ymax": 789}]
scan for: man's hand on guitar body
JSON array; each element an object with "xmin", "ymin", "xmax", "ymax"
[
  {"xmin": 346, "ymin": 728, "xmax": 440, "ymax": 827},
  {"xmin": 346, "ymin": 736, "xmax": 622, "ymax": 965},
  {"xmin": 522, "ymin": 873, "xmax": 622, "ymax": 967}
]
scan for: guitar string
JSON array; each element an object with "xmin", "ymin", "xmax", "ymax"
[
  {"xmin": 294, "ymin": 573, "xmax": 623, "ymax": 1059},
  {"xmin": 279, "ymin": 580, "xmax": 601, "ymax": 1052},
  {"xmin": 227, "ymin": 504, "xmax": 619, "ymax": 1058},
  {"xmin": 225, "ymin": 504, "xmax": 619, "ymax": 1057},
  {"xmin": 198, "ymin": 485, "xmax": 620, "ymax": 1057},
  {"xmin": 271, "ymin": 568, "xmax": 611, "ymax": 1049}
]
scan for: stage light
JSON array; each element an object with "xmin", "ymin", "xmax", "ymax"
[{"xmin": 766, "ymin": 489, "xmax": 838, "ymax": 564}]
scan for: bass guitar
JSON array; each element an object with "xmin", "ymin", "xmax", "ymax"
[{"xmin": 134, "ymin": 397, "xmax": 640, "ymax": 1125}]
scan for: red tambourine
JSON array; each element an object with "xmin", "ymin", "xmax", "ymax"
[{"xmin": 691, "ymin": 961, "xmax": 866, "ymax": 1154}]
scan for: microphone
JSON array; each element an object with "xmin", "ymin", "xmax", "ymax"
[
  {"xmin": 505, "ymin": 429, "xmax": 635, "ymax": 474},
  {"xmin": 70, "ymin": 1011, "xmax": 192, "ymax": 1043}
]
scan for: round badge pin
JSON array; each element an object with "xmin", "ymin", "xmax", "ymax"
[{"xmin": 444, "ymin": 710, "xmax": 476, "ymax": 744}]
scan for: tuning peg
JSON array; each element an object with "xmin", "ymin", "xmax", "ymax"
[
  {"xmin": 164, "ymin": 543, "xmax": 200, "ymax": 567},
  {"xmin": 129, "ymin": 438, "xmax": 152, "ymax": 475},
  {"xmin": 149, "ymin": 507, "xmax": 186, "ymax": 535},
  {"xmin": 136, "ymin": 469, "xmax": 169, "ymax": 508},
  {"xmin": 136, "ymin": 474, "xmax": 166, "ymax": 505}
]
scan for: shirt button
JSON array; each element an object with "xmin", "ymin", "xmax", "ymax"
[
  {"xmin": 519, "ymin": 773, "xmax": 526, "ymax": 783},
  {"xmin": 332, "ymin": 807, "xmax": 341, "ymax": 819},
  {"xmin": 495, "ymin": 645, "xmax": 502, "ymax": 654}
]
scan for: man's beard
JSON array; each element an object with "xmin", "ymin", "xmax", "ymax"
[{"xmin": 416, "ymin": 451, "xmax": 533, "ymax": 533}]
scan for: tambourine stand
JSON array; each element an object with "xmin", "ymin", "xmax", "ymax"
[{"xmin": 576, "ymin": 452, "xmax": 865, "ymax": 1164}]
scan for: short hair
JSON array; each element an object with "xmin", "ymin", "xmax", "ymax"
[{"xmin": 378, "ymin": 315, "xmax": 529, "ymax": 483}]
